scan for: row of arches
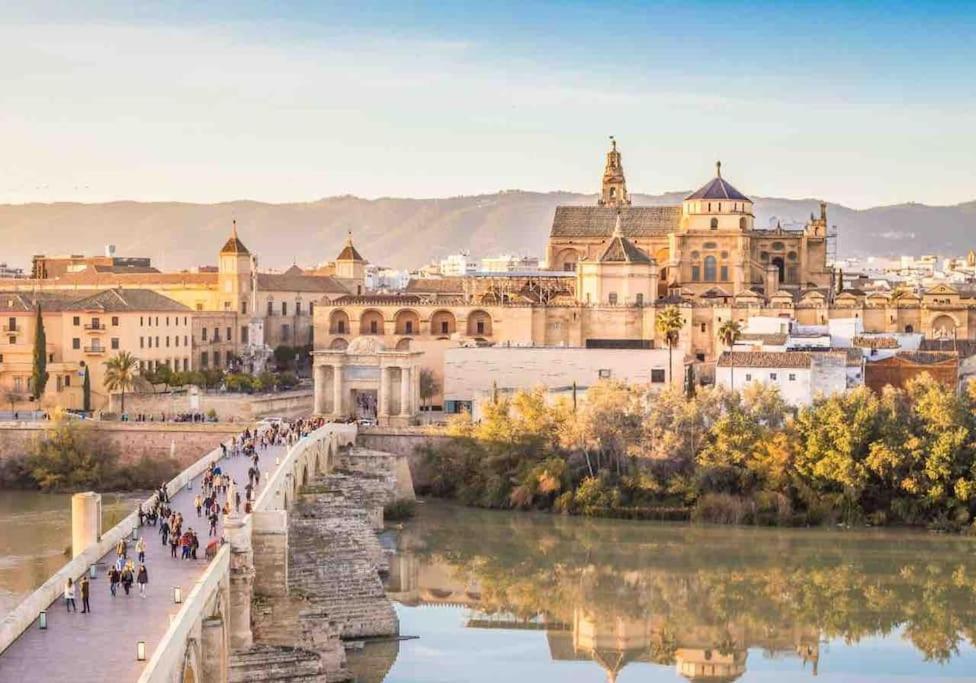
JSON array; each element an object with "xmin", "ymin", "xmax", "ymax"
[{"xmin": 328, "ymin": 308, "xmax": 493, "ymax": 337}]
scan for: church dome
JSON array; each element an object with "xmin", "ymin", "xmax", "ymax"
[
  {"xmin": 685, "ymin": 162, "xmax": 750, "ymax": 202},
  {"xmin": 346, "ymin": 336, "xmax": 386, "ymax": 354}
]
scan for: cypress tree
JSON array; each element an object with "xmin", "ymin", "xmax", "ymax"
[
  {"xmin": 31, "ymin": 304, "xmax": 48, "ymax": 400},
  {"xmin": 82, "ymin": 365, "xmax": 91, "ymax": 413}
]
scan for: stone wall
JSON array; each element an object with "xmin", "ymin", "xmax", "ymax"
[
  {"xmin": 0, "ymin": 421, "xmax": 241, "ymax": 468},
  {"xmin": 117, "ymin": 389, "xmax": 313, "ymax": 422},
  {"xmin": 356, "ymin": 428, "xmax": 453, "ymax": 490}
]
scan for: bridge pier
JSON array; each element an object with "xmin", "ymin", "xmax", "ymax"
[
  {"xmin": 252, "ymin": 509, "xmax": 289, "ymax": 598},
  {"xmin": 201, "ymin": 617, "xmax": 227, "ymax": 682},
  {"xmin": 224, "ymin": 513, "xmax": 254, "ymax": 651}
]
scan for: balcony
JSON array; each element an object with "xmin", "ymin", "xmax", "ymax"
[
  {"xmin": 84, "ymin": 324, "xmax": 106, "ymax": 333},
  {"xmin": 83, "ymin": 346, "xmax": 106, "ymax": 355}
]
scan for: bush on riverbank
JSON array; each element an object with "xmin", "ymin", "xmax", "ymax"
[
  {"xmin": 422, "ymin": 375, "xmax": 976, "ymax": 531},
  {"xmin": 0, "ymin": 417, "xmax": 180, "ymax": 492}
]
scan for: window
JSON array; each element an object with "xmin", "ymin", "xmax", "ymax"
[
  {"xmin": 772, "ymin": 241, "xmax": 785, "ymax": 251},
  {"xmin": 90, "ymin": 317, "xmax": 100, "ymax": 330},
  {"xmin": 64, "ymin": 374, "xmax": 70, "ymax": 387},
  {"xmin": 476, "ymin": 320, "xmax": 485, "ymax": 334},
  {"xmin": 337, "ymin": 320, "xmax": 346, "ymax": 334},
  {"xmin": 440, "ymin": 321, "xmax": 449, "ymax": 334},
  {"xmin": 720, "ymin": 265, "xmax": 729, "ymax": 281},
  {"xmin": 745, "ymin": 373, "xmax": 752, "ymax": 381},
  {"xmin": 73, "ymin": 316, "xmax": 80, "ymax": 326},
  {"xmin": 72, "ymin": 338, "xmax": 80, "ymax": 350},
  {"xmin": 281, "ymin": 301, "xmax": 288, "ymax": 316},
  {"xmin": 140, "ymin": 337, "xmax": 144, "ymax": 348},
  {"xmin": 241, "ymin": 326, "xmax": 249, "ymax": 344},
  {"xmin": 788, "ymin": 251, "xmax": 798, "ymax": 261},
  {"xmin": 691, "ymin": 251, "xmax": 700, "ymax": 260},
  {"xmin": 111, "ymin": 316, "xmax": 119, "ymax": 327},
  {"xmin": 201, "ymin": 328, "xmax": 208, "ymax": 341},
  {"xmin": 184, "ymin": 335, "xmax": 188, "ymax": 346},
  {"xmin": 651, "ymin": 369, "xmax": 666, "ymax": 383},
  {"xmin": 0, "ymin": 353, "xmax": 3, "ymax": 363},
  {"xmin": 184, "ymin": 316, "xmax": 188, "ymax": 326},
  {"xmin": 166, "ymin": 317, "xmax": 170, "ymax": 326},
  {"xmin": 155, "ymin": 336, "xmax": 159, "ymax": 347},
  {"xmin": 175, "ymin": 336, "xmax": 179, "ymax": 347},
  {"xmin": 182, "ymin": 358, "xmax": 189, "ymax": 372},
  {"xmin": 7, "ymin": 317, "xmax": 15, "ymax": 331},
  {"xmin": 224, "ymin": 301, "xmax": 231, "ymax": 311},
  {"xmin": 405, "ymin": 320, "xmax": 414, "ymax": 334},
  {"xmin": 241, "ymin": 301, "xmax": 248, "ymax": 314},
  {"xmin": 267, "ymin": 301, "xmax": 273, "ymax": 316},
  {"xmin": 111, "ymin": 338, "xmax": 119, "ymax": 350},
  {"xmin": 608, "ymin": 292, "xmax": 618, "ymax": 305},
  {"xmin": 7, "ymin": 336, "xmax": 13, "ymax": 345},
  {"xmin": 148, "ymin": 337, "xmax": 152, "ymax": 348},
  {"xmin": 196, "ymin": 304, "xmax": 203, "ymax": 311},
  {"xmin": 155, "ymin": 316, "xmax": 159, "ymax": 326},
  {"xmin": 165, "ymin": 336, "xmax": 170, "ymax": 347},
  {"xmin": 226, "ymin": 327, "xmax": 231, "ymax": 341},
  {"xmin": 691, "ymin": 265, "xmax": 701, "ymax": 281},
  {"xmin": 370, "ymin": 320, "xmax": 378, "ymax": 334},
  {"xmin": 636, "ymin": 293, "xmax": 644, "ymax": 305},
  {"xmin": 704, "ymin": 256, "xmax": 717, "ymax": 282},
  {"xmin": 770, "ymin": 373, "xmax": 778, "ymax": 380},
  {"xmin": 700, "ymin": 323, "xmax": 706, "ymax": 332},
  {"xmin": 140, "ymin": 316, "xmax": 144, "ymax": 326},
  {"xmin": 739, "ymin": 217, "xmax": 747, "ymax": 230},
  {"xmin": 598, "ymin": 368, "xmax": 612, "ymax": 379},
  {"xmin": 48, "ymin": 353, "xmax": 53, "ymax": 362},
  {"xmin": 710, "ymin": 217, "xmax": 718, "ymax": 230},
  {"xmin": 295, "ymin": 301, "xmax": 302, "ymax": 316},
  {"xmin": 788, "ymin": 373, "xmax": 796, "ymax": 381},
  {"xmin": 308, "ymin": 303, "xmax": 314, "ymax": 317},
  {"xmin": 282, "ymin": 323, "xmax": 290, "ymax": 339},
  {"xmin": 200, "ymin": 351, "xmax": 209, "ymax": 367}
]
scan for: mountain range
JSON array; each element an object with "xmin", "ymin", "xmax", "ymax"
[{"xmin": 1, "ymin": 192, "xmax": 974, "ymax": 272}]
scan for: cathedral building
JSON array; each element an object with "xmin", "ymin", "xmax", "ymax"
[{"xmin": 313, "ymin": 139, "xmax": 976, "ymax": 412}]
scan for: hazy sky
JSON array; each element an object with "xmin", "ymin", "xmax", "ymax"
[{"xmin": 1, "ymin": 1, "xmax": 974, "ymax": 208}]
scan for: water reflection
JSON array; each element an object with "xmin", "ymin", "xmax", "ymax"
[{"xmin": 376, "ymin": 502, "xmax": 976, "ymax": 682}]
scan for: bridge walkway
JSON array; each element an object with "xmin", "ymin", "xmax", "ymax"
[{"xmin": 0, "ymin": 439, "xmax": 289, "ymax": 683}]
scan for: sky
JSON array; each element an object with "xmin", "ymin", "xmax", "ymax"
[{"xmin": 1, "ymin": 1, "xmax": 974, "ymax": 209}]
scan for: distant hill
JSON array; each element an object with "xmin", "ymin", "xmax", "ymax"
[{"xmin": 1, "ymin": 192, "xmax": 974, "ymax": 271}]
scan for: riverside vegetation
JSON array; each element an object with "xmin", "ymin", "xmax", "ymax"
[
  {"xmin": 0, "ymin": 415, "xmax": 180, "ymax": 492},
  {"xmin": 422, "ymin": 374, "xmax": 976, "ymax": 531}
]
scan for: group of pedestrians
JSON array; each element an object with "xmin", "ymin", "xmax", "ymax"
[{"xmin": 63, "ymin": 418, "xmax": 320, "ymax": 615}]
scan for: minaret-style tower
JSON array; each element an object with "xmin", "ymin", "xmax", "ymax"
[
  {"xmin": 597, "ymin": 136, "xmax": 631, "ymax": 208},
  {"xmin": 218, "ymin": 219, "xmax": 253, "ymax": 315}
]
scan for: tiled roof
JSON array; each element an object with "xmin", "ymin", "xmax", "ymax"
[
  {"xmin": 739, "ymin": 333, "xmax": 788, "ymax": 345},
  {"xmin": 718, "ymin": 348, "xmax": 861, "ymax": 369},
  {"xmin": 336, "ymin": 242, "xmax": 364, "ymax": 262},
  {"xmin": 549, "ymin": 206, "xmax": 681, "ymax": 238},
  {"xmin": 685, "ymin": 175, "xmax": 750, "ymax": 202},
  {"xmin": 65, "ymin": 288, "xmax": 190, "ymax": 312},
  {"xmin": 599, "ymin": 235, "xmax": 652, "ymax": 264},
  {"xmin": 256, "ymin": 272, "xmax": 349, "ymax": 294},
  {"xmin": 0, "ymin": 292, "xmax": 85, "ymax": 313},
  {"xmin": 869, "ymin": 351, "xmax": 959, "ymax": 365},
  {"xmin": 404, "ymin": 277, "xmax": 466, "ymax": 294}
]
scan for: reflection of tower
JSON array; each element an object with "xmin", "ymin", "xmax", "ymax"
[{"xmin": 674, "ymin": 645, "xmax": 747, "ymax": 682}]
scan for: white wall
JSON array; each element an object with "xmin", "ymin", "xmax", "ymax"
[
  {"xmin": 444, "ymin": 346, "xmax": 682, "ymax": 404},
  {"xmin": 715, "ymin": 365, "xmax": 814, "ymax": 405}
]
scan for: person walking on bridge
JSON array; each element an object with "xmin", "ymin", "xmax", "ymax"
[
  {"xmin": 137, "ymin": 563, "xmax": 149, "ymax": 598},
  {"xmin": 80, "ymin": 575, "xmax": 91, "ymax": 613},
  {"xmin": 64, "ymin": 578, "xmax": 76, "ymax": 612},
  {"xmin": 136, "ymin": 536, "xmax": 146, "ymax": 563},
  {"xmin": 108, "ymin": 565, "xmax": 120, "ymax": 597},
  {"xmin": 160, "ymin": 517, "xmax": 170, "ymax": 547}
]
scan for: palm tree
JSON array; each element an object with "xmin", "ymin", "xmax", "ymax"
[
  {"xmin": 655, "ymin": 306, "xmax": 685, "ymax": 385},
  {"xmin": 718, "ymin": 319, "xmax": 743, "ymax": 389},
  {"xmin": 103, "ymin": 351, "xmax": 143, "ymax": 415}
]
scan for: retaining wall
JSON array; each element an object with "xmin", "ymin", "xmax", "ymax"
[{"xmin": 356, "ymin": 427, "xmax": 453, "ymax": 490}]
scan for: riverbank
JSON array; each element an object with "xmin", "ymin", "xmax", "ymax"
[{"xmin": 419, "ymin": 378, "xmax": 976, "ymax": 533}]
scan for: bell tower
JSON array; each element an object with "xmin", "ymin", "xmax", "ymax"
[{"xmin": 597, "ymin": 136, "xmax": 630, "ymax": 208}]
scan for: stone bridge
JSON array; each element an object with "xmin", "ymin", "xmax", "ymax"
[{"xmin": 0, "ymin": 421, "xmax": 413, "ymax": 683}]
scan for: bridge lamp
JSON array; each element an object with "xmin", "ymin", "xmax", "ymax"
[
  {"xmin": 131, "ymin": 527, "xmax": 139, "ymax": 540},
  {"xmin": 173, "ymin": 585, "xmax": 183, "ymax": 604},
  {"xmin": 38, "ymin": 610, "xmax": 47, "ymax": 630},
  {"xmin": 137, "ymin": 640, "xmax": 146, "ymax": 661},
  {"xmin": 89, "ymin": 564, "xmax": 97, "ymax": 579}
]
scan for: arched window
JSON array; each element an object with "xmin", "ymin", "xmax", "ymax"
[
  {"xmin": 787, "ymin": 251, "xmax": 798, "ymax": 261},
  {"xmin": 739, "ymin": 216, "xmax": 747, "ymax": 230},
  {"xmin": 772, "ymin": 241, "xmax": 785, "ymax": 251},
  {"xmin": 704, "ymin": 256, "xmax": 717, "ymax": 282},
  {"xmin": 710, "ymin": 217, "xmax": 718, "ymax": 230},
  {"xmin": 690, "ymin": 251, "xmax": 701, "ymax": 260}
]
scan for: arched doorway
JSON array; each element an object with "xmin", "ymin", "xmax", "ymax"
[
  {"xmin": 771, "ymin": 257, "xmax": 785, "ymax": 282},
  {"xmin": 466, "ymin": 310, "xmax": 493, "ymax": 336},
  {"xmin": 430, "ymin": 310, "xmax": 457, "ymax": 336},
  {"xmin": 394, "ymin": 309, "xmax": 420, "ymax": 335}
]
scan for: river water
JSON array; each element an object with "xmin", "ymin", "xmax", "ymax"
[
  {"xmin": 351, "ymin": 501, "xmax": 976, "ymax": 683},
  {"xmin": 0, "ymin": 490, "xmax": 144, "ymax": 618}
]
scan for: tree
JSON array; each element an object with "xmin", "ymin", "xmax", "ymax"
[
  {"xmin": 103, "ymin": 351, "xmax": 143, "ymax": 414},
  {"xmin": 419, "ymin": 368, "xmax": 440, "ymax": 411},
  {"xmin": 82, "ymin": 365, "xmax": 91, "ymax": 413},
  {"xmin": 655, "ymin": 306, "xmax": 684, "ymax": 385},
  {"xmin": 2, "ymin": 388, "xmax": 22, "ymax": 416},
  {"xmin": 718, "ymin": 319, "xmax": 743, "ymax": 388},
  {"xmin": 31, "ymin": 304, "xmax": 48, "ymax": 400}
]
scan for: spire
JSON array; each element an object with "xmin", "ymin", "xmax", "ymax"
[
  {"xmin": 336, "ymin": 230, "xmax": 364, "ymax": 262},
  {"xmin": 220, "ymin": 219, "xmax": 250, "ymax": 255},
  {"xmin": 598, "ymin": 136, "xmax": 630, "ymax": 208},
  {"xmin": 716, "ymin": 160, "xmax": 722, "ymax": 178}
]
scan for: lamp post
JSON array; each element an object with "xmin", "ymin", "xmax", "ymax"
[
  {"xmin": 137, "ymin": 641, "xmax": 146, "ymax": 661},
  {"xmin": 38, "ymin": 610, "xmax": 47, "ymax": 630},
  {"xmin": 173, "ymin": 585, "xmax": 183, "ymax": 604}
]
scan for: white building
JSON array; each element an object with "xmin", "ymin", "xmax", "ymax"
[
  {"xmin": 0, "ymin": 263, "xmax": 25, "ymax": 279},
  {"xmin": 365, "ymin": 265, "xmax": 410, "ymax": 292},
  {"xmin": 443, "ymin": 346, "xmax": 685, "ymax": 416},
  {"xmin": 479, "ymin": 254, "xmax": 541, "ymax": 273},
  {"xmin": 439, "ymin": 251, "xmax": 479, "ymax": 277},
  {"xmin": 715, "ymin": 349, "xmax": 863, "ymax": 406}
]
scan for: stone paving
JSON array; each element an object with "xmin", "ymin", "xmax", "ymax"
[{"xmin": 0, "ymin": 437, "xmax": 290, "ymax": 683}]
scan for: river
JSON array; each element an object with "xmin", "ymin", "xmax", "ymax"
[
  {"xmin": 0, "ymin": 490, "xmax": 144, "ymax": 618},
  {"xmin": 349, "ymin": 501, "xmax": 976, "ymax": 683}
]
